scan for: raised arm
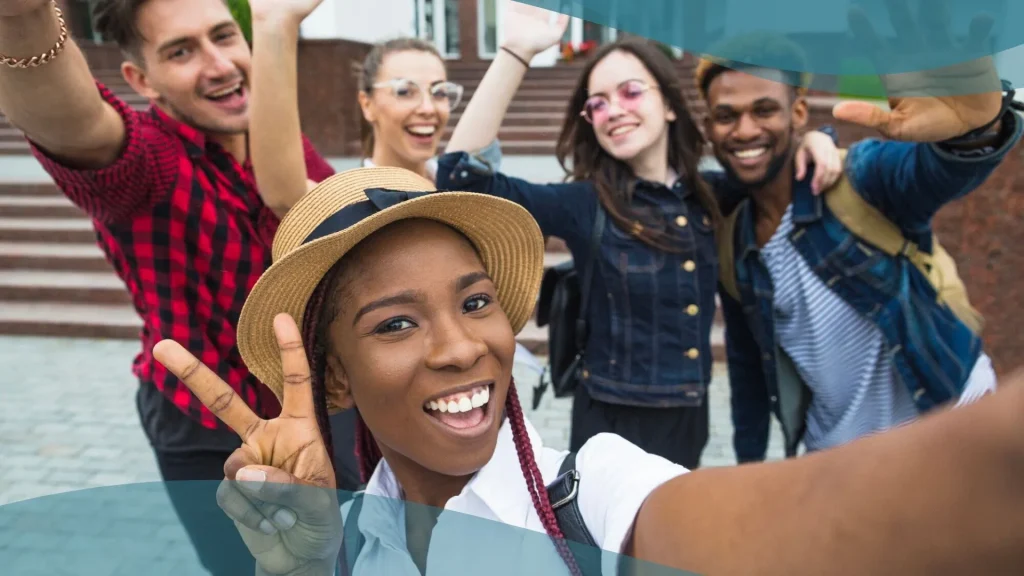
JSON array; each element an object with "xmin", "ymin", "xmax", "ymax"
[
  {"xmin": 0, "ymin": 0, "xmax": 125, "ymax": 168},
  {"xmin": 443, "ymin": 1, "xmax": 567, "ymax": 155},
  {"xmin": 248, "ymin": 0, "xmax": 324, "ymax": 219},
  {"xmin": 628, "ymin": 373, "xmax": 1024, "ymax": 575}
]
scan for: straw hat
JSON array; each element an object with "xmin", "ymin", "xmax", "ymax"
[{"xmin": 236, "ymin": 166, "xmax": 546, "ymax": 408}]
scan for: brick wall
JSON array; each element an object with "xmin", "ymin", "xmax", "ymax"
[{"xmin": 295, "ymin": 39, "xmax": 373, "ymax": 156}]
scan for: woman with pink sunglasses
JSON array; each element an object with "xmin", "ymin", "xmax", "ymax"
[{"xmin": 436, "ymin": 3, "xmax": 841, "ymax": 469}]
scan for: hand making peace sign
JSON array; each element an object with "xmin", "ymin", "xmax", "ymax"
[{"xmin": 153, "ymin": 313, "xmax": 343, "ymax": 575}]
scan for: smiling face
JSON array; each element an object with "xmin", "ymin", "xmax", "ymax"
[
  {"xmin": 122, "ymin": 0, "xmax": 251, "ymax": 135},
  {"xmin": 583, "ymin": 49, "xmax": 676, "ymax": 169},
  {"xmin": 359, "ymin": 50, "xmax": 457, "ymax": 168},
  {"xmin": 703, "ymin": 68, "xmax": 809, "ymax": 188},
  {"xmin": 320, "ymin": 219, "xmax": 516, "ymax": 481}
]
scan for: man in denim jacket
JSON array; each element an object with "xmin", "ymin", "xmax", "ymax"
[{"xmin": 696, "ymin": 34, "xmax": 1023, "ymax": 463}]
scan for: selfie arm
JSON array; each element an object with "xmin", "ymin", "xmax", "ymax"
[{"xmin": 628, "ymin": 376, "xmax": 1024, "ymax": 575}]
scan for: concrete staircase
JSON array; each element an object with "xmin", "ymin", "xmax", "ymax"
[
  {"xmin": 0, "ymin": 57, "xmax": 733, "ymax": 359},
  {"xmin": 0, "ymin": 181, "xmax": 726, "ymax": 358}
]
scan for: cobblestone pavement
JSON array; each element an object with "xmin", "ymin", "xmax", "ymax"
[{"xmin": 0, "ymin": 335, "xmax": 784, "ymax": 574}]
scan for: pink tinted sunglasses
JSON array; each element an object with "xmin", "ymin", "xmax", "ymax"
[{"xmin": 580, "ymin": 80, "xmax": 658, "ymax": 124}]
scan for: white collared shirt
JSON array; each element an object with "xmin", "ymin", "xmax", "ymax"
[{"xmin": 341, "ymin": 416, "xmax": 688, "ymax": 575}]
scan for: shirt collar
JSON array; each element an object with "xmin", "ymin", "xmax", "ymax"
[
  {"xmin": 148, "ymin": 104, "xmax": 208, "ymax": 158},
  {"xmin": 734, "ymin": 166, "xmax": 821, "ymax": 259},
  {"xmin": 360, "ymin": 415, "xmax": 546, "ymax": 545},
  {"xmin": 362, "ymin": 157, "xmax": 439, "ymax": 182}
]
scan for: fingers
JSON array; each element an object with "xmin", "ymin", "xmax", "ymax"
[
  {"xmin": 794, "ymin": 145, "xmax": 807, "ymax": 182},
  {"xmin": 832, "ymin": 101, "xmax": 892, "ymax": 136},
  {"xmin": 153, "ymin": 339, "xmax": 262, "ymax": 441},
  {"xmin": 965, "ymin": 14, "xmax": 995, "ymax": 54},
  {"xmin": 813, "ymin": 153, "xmax": 842, "ymax": 196},
  {"xmin": 235, "ymin": 464, "xmax": 339, "ymax": 514},
  {"xmin": 273, "ymin": 313, "xmax": 316, "ymax": 420},
  {"xmin": 217, "ymin": 476, "xmax": 294, "ymax": 536},
  {"xmin": 883, "ymin": 0, "xmax": 923, "ymax": 51}
]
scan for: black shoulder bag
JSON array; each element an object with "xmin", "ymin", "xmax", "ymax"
[{"xmin": 531, "ymin": 203, "xmax": 607, "ymax": 410}]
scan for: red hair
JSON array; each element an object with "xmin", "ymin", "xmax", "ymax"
[{"xmin": 301, "ymin": 274, "xmax": 582, "ymax": 576}]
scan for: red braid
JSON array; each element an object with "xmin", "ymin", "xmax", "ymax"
[
  {"xmin": 301, "ymin": 279, "xmax": 337, "ymax": 475},
  {"xmin": 506, "ymin": 380, "xmax": 583, "ymax": 576},
  {"xmin": 354, "ymin": 412, "xmax": 382, "ymax": 484}
]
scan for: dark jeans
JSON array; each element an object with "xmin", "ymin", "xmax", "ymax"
[
  {"xmin": 569, "ymin": 382, "xmax": 709, "ymax": 470},
  {"xmin": 154, "ymin": 449, "xmax": 257, "ymax": 576}
]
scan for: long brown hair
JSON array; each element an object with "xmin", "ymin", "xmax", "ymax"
[
  {"xmin": 555, "ymin": 38, "xmax": 720, "ymax": 253},
  {"xmin": 357, "ymin": 38, "xmax": 446, "ymax": 159}
]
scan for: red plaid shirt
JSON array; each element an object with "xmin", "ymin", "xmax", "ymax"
[{"xmin": 29, "ymin": 82, "xmax": 335, "ymax": 430}]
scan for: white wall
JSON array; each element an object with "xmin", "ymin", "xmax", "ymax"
[{"xmin": 300, "ymin": 0, "xmax": 417, "ymax": 43}]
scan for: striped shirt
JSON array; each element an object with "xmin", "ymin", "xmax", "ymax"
[{"xmin": 760, "ymin": 204, "xmax": 996, "ymax": 452}]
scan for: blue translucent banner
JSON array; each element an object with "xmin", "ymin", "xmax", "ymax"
[
  {"xmin": 0, "ymin": 481, "xmax": 697, "ymax": 575},
  {"xmin": 523, "ymin": 0, "xmax": 1022, "ymax": 96}
]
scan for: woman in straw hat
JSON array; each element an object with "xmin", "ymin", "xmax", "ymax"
[{"xmin": 153, "ymin": 165, "xmax": 1024, "ymax": 576}]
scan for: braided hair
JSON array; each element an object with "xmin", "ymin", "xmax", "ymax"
[{"xmin": 300, "ymin": 254, "xmax": 582, "ymax": 576}]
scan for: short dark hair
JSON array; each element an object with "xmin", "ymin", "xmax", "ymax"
[
  {"xmin": 695, "ymin": 32, "xmax": 812, "ymax": 102},
  {"xmin": 91, "ymin": 0, "xmax": 150, "ymax": 63}
]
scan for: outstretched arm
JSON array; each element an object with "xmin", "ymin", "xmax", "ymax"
[
  {"xmin": 629, "ymin": 373, "xmax": 1024, "ymax": 575},
  {"xmin": 443, "ymin": 1, "xmax": 567, "ymax": 155},
  {"xmin": 248, "ymin": 0, "xmax": 323, "ymax": 218},
  {"xmin": 0, "ymin": 0, "xmax": 126, "ymax": 169}
]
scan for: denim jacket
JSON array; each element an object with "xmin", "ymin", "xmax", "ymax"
[
  {"xmin": 720, "ymin": 109, "xmax": 1023, "ymax": 462},
  {"xmin": 436, "ymin": 152, "xmax": 719, "ymax": 408}
]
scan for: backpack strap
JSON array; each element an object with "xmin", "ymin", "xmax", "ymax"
[
  {"xmin": 716, "ymin": 202, "xmax": 743, "ymax": 302},
  {"xmin": 340, "ymin": 458, "xmax": 601, "ymax": 575},
  {"xmin": 576, "ymin": 202, "xmax": 607, "ymax": 351},
  {"xmin": 549, "ymin": 203, "xmax": 608, "ymax": 403},
  {"xmin": 547, "ymin": 451, "xmax": 602, "ymax": 575},
  {"xmin": 823, "ymin": 150, "xmax": 984, "ymax": 334}
]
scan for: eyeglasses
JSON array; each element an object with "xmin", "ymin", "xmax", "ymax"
[
  {"xmin": 371, "ymin": 78, "xmax": 464, "ymax": 111},
  {"xmin": 580, "ymin": 80, "xmax": 658, "ymax": 124}
]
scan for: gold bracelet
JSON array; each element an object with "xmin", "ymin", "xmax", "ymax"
[{"xmin": 0, "ymin": 1, "xmax": 69, "ymax": 69}]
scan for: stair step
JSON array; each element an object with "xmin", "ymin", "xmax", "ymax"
[
  {"xmin": 0, "ymin": 300, "xmax": 142, "ymax": 339},
  {"xmin": 0, "ymin": 241, "xmax": 112, "ymax": 272},
  {"xmin": 0, "ymin": 217, "xmax": 97, "ymax": 243},
  {"xmin": 0, "ymin": 195, "xmax": 84, "ymax": 218},
  {"xmin": 0, "ymin": 268, "xmax": 130, "ymax": 304}
]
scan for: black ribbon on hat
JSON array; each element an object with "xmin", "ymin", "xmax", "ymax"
[{"xmin": 302, "ymin": 188, "xmax": 435, "ymax": 245}]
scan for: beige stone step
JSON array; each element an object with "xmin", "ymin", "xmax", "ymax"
[
  {"xmin": 0, "ymin": 217, "xmax": 96, "ymax": 243},
  {"xmin": 0, "ymin": 195, "xmax": 84, "ymax": 218},
  {"xmin": 0, "ymin": 300, "xmax": 142, "ymax": 339},
  {"xmin": 0, "ymin": 268, "xmax": 130, "ymax": 304},
  {"xmin": 0, "ymin": 241, "xmax": 111, "ymax": 272}
]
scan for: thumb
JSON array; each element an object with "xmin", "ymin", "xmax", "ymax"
[
  {"xmin": 236, "ymin": 465, "xmax": 337, "ymax": 514},
  {"xmin": 832, "ymin": 100, "xmax": 893, "ymax": 136}
]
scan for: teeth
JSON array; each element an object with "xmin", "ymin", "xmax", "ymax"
[
  {"xmin": 425, "ymin": 385, "xmax": 490, "ymax": 414},
  {"xmin": 208, "ymin": 83, "xmax": 241, "ymax": 98},
  {"xmin": 407, "ymin": 126, "xmax": 436, "ymax": 135},
  {"xmin": 734, "ymin": 147, "xmax": 767, "ymax": 159},
  {"xmin": 609, "ymin": 125, "xmax": 637, "ymax": 136}
]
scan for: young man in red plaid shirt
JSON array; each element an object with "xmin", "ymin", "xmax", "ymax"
[{"xmin": 0, "ymin": 0, "xmax": 353, "ymax": 572}]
